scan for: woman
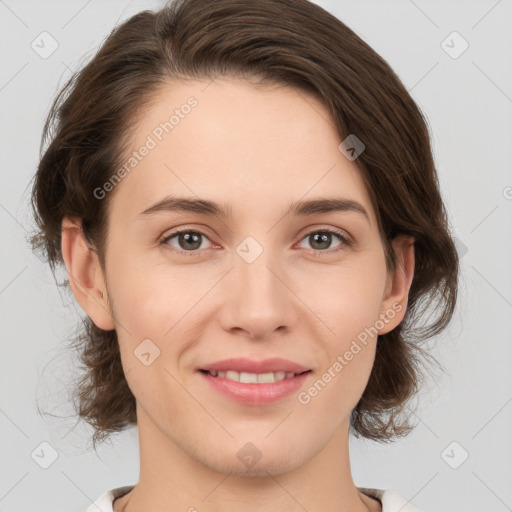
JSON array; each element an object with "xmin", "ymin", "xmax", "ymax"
[{"xmin": 30, "ymin": 0, "xmax": 459, "ymax": 510}]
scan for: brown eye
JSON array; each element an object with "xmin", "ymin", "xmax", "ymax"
[
  {"xmin": 162, "ymin": 230, "xmax": 212, "ymax": 253},
  {"xmin": 297, "ymin": 229, "xmax": 349, "ymax": 253}
]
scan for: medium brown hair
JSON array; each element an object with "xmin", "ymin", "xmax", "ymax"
[{"xmin": 29, "ymin": 0, "xmax": 459, "ymax": 449}]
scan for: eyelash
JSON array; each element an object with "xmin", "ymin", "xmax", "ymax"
[{"xmin": 160, "ymin": 227, "xmax": 352, "ymax": 257}]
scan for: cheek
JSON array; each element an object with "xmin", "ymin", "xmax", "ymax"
[
  {"xmin": 106, "ymin": 258, "xmax": 221, "ymax": 391},
  {"xmin": 296, "ymin": 256, "xmax": 386, "ymax": 400},
  {"xmin": 107, "ymin": 263, "xmax": 200, "ymax": 409},
  {"xmin": 296, "ymin": 254, "xmax": 387, "ymax": 340},
  {"xmin": 108, "ymin": 253, "xmax": 200, "ymax": 338}
]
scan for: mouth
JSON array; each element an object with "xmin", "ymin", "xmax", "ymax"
[
  {"xmin": 197, "ymin": 368, "xmax": 313, "ymax": 406},
  {"xmin": 196, "ymin": 357, "xmax": 313, "ymax": 405},
  {"xmin": 198, "ymin": 369, "xmax": 312, "ymax": 383}
]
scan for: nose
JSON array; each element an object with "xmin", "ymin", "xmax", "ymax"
[{"xmin": 218, "ymin": 245, "xmax": 298, "ymax": 341}]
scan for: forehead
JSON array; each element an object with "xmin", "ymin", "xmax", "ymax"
[{"xmin": 107, "ymin": 78, "xmax": 377, "ymax": 227}]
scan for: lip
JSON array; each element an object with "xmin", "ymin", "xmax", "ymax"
[
  {"xmin": 198, "ymin": 370, "xmax": 311, "ymax": 406},
  {"xmin": 198, "ymin": 357, "xmax": 310, "ymax": 374},
  {"xmin": 197, "ymin": 358, "xmax": 312, "ymax": 406}
]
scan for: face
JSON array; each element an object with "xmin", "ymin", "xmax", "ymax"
[{"xmin": 77, "ymin": 78, "xmax": 410, "ymax": 476}]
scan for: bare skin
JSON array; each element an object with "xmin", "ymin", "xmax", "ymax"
[{"xmin": 62, "ymin": 78, "xmax": 414, "ymax": 512}]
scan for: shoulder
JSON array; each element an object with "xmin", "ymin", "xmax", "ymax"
[
  {"xmin": 85, "ymin": 485, "xmax": 135, "ymax": 512},
  {"xmin": 358, "ymin": 486, "xmax": 427, "ymax": 512}
]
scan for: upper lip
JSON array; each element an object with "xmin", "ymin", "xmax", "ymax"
[{"xmin": 199, "ymin": 357, "xmax": 310, "ymax": 374}]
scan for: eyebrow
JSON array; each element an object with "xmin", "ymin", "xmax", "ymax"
[{"xmin": 139, "ymin": 195, "xmax": 370, "ymax": 224}]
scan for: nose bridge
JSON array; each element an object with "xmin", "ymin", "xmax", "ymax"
[
  {"xmin": 234, "ymin": 234, "xmax": 283, "ymax": 300},
  {"xmin": 222, "ymin": 234, "xmax": 294, "ymax": 337}
]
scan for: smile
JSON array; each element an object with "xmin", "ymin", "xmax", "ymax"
[
  {"xmin": 198, "ymin": 369, "xmax": 312, "ymax": 406},
  {"xmin": 200, "ymin": 369, "xmax": 309, "ymax": 383}
]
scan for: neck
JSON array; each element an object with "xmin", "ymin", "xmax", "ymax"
[{"xmin": 117, "ymin": 409, "xmax": 381, "ymax": 512}]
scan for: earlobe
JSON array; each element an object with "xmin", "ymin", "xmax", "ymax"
[
  {"xmin": 61, "ymin": 217, "xmax": 115, "ymax": 331},
  {"xmin": 378, "ymin": 235, "xmax": 415, "ymax": 335}
]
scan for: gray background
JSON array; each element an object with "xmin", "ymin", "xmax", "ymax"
[{"xmin": 1, "ymin": 0, "xmax": 511, "ymax": 511}]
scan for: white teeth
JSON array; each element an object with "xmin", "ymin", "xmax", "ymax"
[
  {"xmin": 226, "ymin": 370, "xmax": 238, "ymax": 381},
  {"xmin": 207, "ymin": 370, "xmax": 300, "ymax": 383},
  {"xmin": 257, "ymin": 372, "xmax": 277, "ymax": 383},
  {"xmin": 240, "ymin": 371, "xmax": 258, "ymax": 383}
]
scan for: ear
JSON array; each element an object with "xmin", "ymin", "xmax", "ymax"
[
  {"xmin": 61, "ymin": 217, "xmax": 115, "ymax": 331},
  {"xmin": 378, "ymin": 235, "xmax": 415, "ymax": 335}
]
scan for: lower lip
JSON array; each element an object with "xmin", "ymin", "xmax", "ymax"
[{"xmin": 198, "ymin": 371, "xmax": 311, "ymax": 406}]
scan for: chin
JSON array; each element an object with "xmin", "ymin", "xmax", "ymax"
[
  {"xmin": 185, "ymin": 436, "xmax": 305, "ymax": 478},
  {"xmin": 207, "ymin": 453, "xmax": 304, "ymax": 478}
]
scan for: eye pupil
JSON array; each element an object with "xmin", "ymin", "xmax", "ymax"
[
  {"xmin": 310, "ymin": 232, "xmax": 331, "ymax": 250},
  {"xmin": 179, "ymin": 232, "xmax": 202, "ymax": 250},
  {"xmin": 165, "ymin": 228, "xmax": 345, "ymax": 256}
]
